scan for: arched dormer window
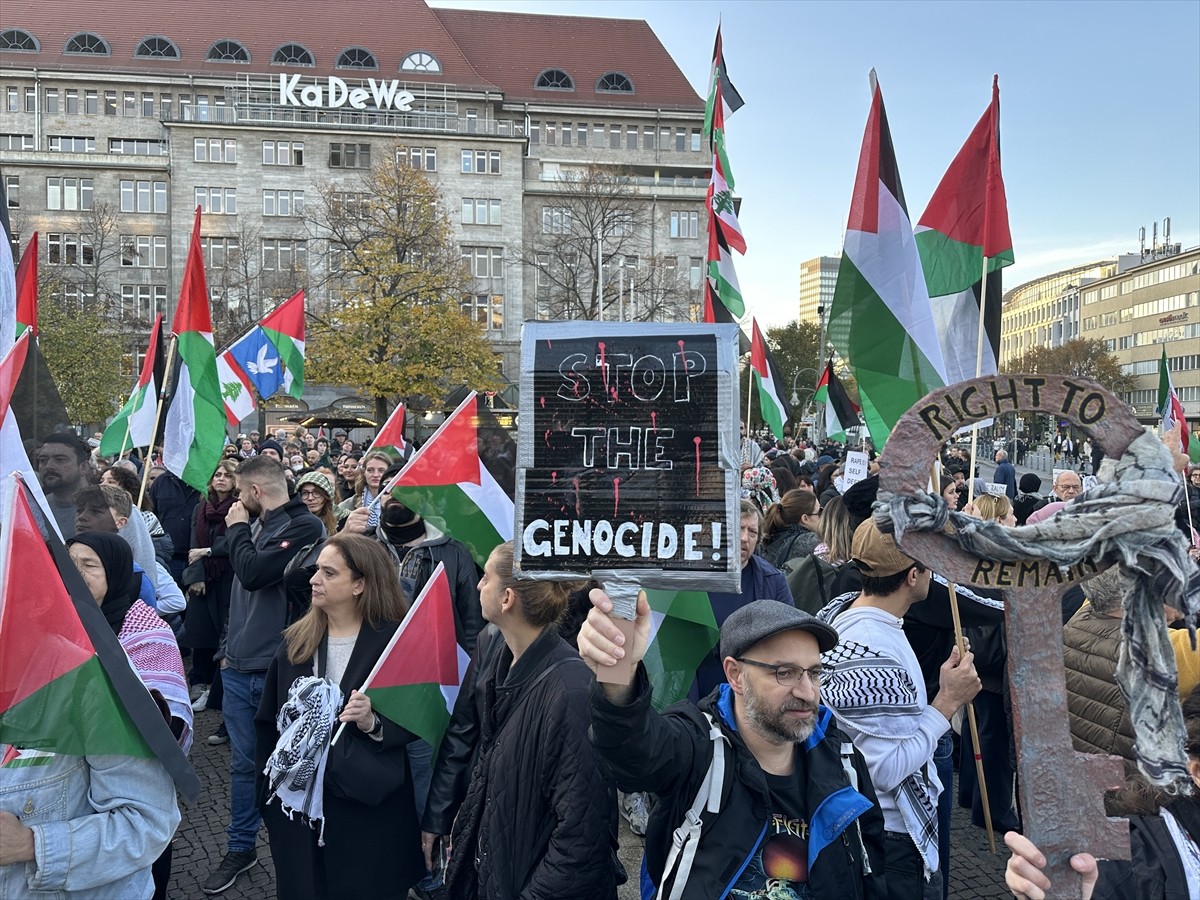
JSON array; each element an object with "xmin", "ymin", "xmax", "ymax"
[
  {"xmin": 336, "ymin": 47, "xmax": 377, "ymax": 70},
  {"xmin": 272, "ymin": 43, "xmax": 315, "ymax": 66},
  {"xmin": 207, "ymin": 39, "xmax": 249, "ymax": 63},
  {"xmin": 135, "ymin": 36, "xmax": 180, "ymax": 59},
  {"xmin": 0, "ymin": 29, "xmax": 39, "ymax": 52},
  {"xmin": 64, "ymin": 32, "xmax": 109, "ymax": 56},
  {"xmin": 400, "ymin": 51, "xmax": 440, "ymax": 73},
  {"xmin": 535, "ymin": 68, "xmax": 574, "ymax": 91},
  {"xmin": 596, "ymin": 72, "xmax": 634, "ymax": 94}
]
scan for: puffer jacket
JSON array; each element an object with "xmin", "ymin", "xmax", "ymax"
[
  {"xmin": 1094, "ymin": 797, "xmax": 1200, "ymax": 900},
  {"xmin": 423, "ymin": 625, "xmax": 619, "ymax": 900},
  {"xmin": 1063, "ymin": 604, "xmax": 1136, "ymax": 774},
  {"xmin": 590, "ymin": 668, "xmax": 888, "ymax": 900}
]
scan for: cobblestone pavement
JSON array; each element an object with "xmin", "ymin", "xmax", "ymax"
[{"xmin": 173, "ymin": 707, "xmax": 1009, "ymax": 899}]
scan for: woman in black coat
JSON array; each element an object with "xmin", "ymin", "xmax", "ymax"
[
  {"xmin": 420, "ymin": 542, "xmax": 620, "ymax": 900},
  {"xmin": 255, "ymin": 534, "xmax": 423, "ymax": 900}
]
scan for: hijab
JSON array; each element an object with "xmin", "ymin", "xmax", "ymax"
[{"xmin": 67, "ymin": 532, "xmax": 140, "ymax": 634}]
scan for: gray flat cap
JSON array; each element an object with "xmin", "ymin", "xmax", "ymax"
[{"xmin": 720, "ymin": 599, "xmax": 839, "ymax": 660}]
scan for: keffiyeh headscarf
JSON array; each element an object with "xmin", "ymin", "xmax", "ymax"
[{"xmin": 741, "ymin": 466, "xmax": 780, "ymax": 514}]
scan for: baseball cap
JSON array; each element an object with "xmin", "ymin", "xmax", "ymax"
[
  {"xmin": 850, "ymin": 519, "xmax": 916, "ymax": 578},
  {"xmin": 720, "ymin": 599, "xmax": 839, "ymax": 659}
]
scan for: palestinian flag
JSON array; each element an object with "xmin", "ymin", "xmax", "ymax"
[
  {"xmin": 707, "ymin": 218, "xmax": 744, "ymax": 318},
  {"xmin": 100, "ymin": 314, "xmax": 165, "ymax": 457},
  {"xmin": 261, "ymin": 290, "xmax": 306, "ymax": 399},
  {"xmin": 360, "ymin": 563, "xmax": 470, "ymax": 753},
  {"xmin": 9, "ymin": 326, "xmax": 71, "ymax": 440},
  {"xmin": 916, "ymin": 76, "xmax": 1013, "ymax": 386},
  {"xmin": 369, "ymin": 402, "xmax": 408, "ymax": 457},
  {"xmin": 216, "ymin": 350, "xmax": 256, "ymax": 427},
  {"xmin": 709, "ymin": 153, "xmax": 746, "ymax": 255},
  {"xmin": 750, "ymin": 319, "xmax": 789, "ymax": 440},
  {"xmin": 703, "ymin": 25, "xmax": 742, "ymax": 190},
  {"xmin": 14, "ymin": 232, "xmax": 37, "ymax": 339},
  {"xmin": 385, "ymin": 392, "xmax": 515, "ymax": 569},
  {"xmin": 814, "ymin": 360, "xmax": 859, "ymax": 443},
  {"xmin": 163, "ymin": 208, "xmax": 227, "ymax": 492},
  {"xmin": 702, "ymin": 282, "xmax": 750, "ymax": 355},
  {"xmin": 0, "ymin": 312, "xmax": 58, "ymax": 539},
  {"xmin": 0, "ymin": 479, "xmax": 200, "ymax": 799},
  {"xmin": 828, "ymin": 72, "xmax": 946, "ymax": 447},
  {"xmin": 642, "ymin": 589, "xmax": 719, "ymax": 711},
  {"xmin": 1158, "ymin": 345, "xmax": 1194, "ymax": 461}
]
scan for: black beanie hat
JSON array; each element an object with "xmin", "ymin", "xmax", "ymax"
[{"xmin": 1018, "ymin": 473, "xmax": 1042, "ymax": 494}]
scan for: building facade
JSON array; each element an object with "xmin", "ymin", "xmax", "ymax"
[
  {"xmin": 998, "ymin": 259, "xmax": 1117, "ymax": 363},
  {"xmin": 0, "ymin": 0, "xmax": 709, "ymax": 415},
  {"xmin": 797, "ymin": 254, "xmax": 839, "ymax": 328}
]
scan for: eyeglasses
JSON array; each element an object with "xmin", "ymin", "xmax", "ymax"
[
  {"xmin": 737, "ymin": 658, "xmax": 829, "ymax": 687},
  {"xmin": 298, "ymin": 489, "xmax": 324, "ymax": 500}
]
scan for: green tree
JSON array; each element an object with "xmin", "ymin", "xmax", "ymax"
[
  {"xmin": 305, "ymin": 145, "xmax": 500, "ymax": 420},
  {"xmin": 1007, "ymin": 338, "xmax": 1135, "ymax": 395},
  {"xmin": 38, "ymin": 300, "xmax": 127, "ymax": 426}
]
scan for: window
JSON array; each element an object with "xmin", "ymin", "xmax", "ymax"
[
  {"xmin": 675, "ymin": 128, "xmax": 687, "ymax": 152},
  {"xmin": 44, "ymin": 89, "xmax": 59, "ymax": 114},
  {"xmin": 272, "ymin": 43, "xmax": 315, "ymax": 66},
  {"xmin": 626, "ymin": 127, "xmax": 637, "ymax": 151},
  {"xmin": 643, "ymin": 126, "xmax": 656, "ymax": 151},
  {"xmin": 195, "ymin": 187, "xmax": 237, "ymax": 215},
  {"xmin": 64, "ymin": 32, "xmax": 109, "ymax": 55},
  {"xmin": 535, "ymin": 69, "xmax": 574, "ymax": 90},
  {"xmin": 160, "ymin": 93, "xmax": 172, "ymax": 117},
  {"xmin": 561, "ymin": 122, "xmax": 572, "ymax": 147},
  {"xmin": 200, "ymin": 236, "xmax": 239, "ymax": 269},
  {"xmin": 577, "ymin": 123, "xmax": 587, "ymax": 146},
  {"xmin": 6, "ymin": 88, "xmax": 18, "ymax": 113},
  {"xmin": 0, "ymin": 29, "xmax": 38, "ymax": 52},
  {"xmin": 262, "ymin": 239, "xmax": 307, "ymax": 270},
  {"xmin": 546, "ymin": 123, "xmax": 556, "ymax": 146},
  {"xmin": 142, "ymin": 92, "xmax": 154, "ymax": 116},
  {"xmin": 401, "ymin": 147, "xmax": 437, "ymax": 171},
  {"xmin": 195, "ymin": 138, "xmax": 237, "ymax": 163},
  {"xmin": 5, "ymin": 175, "xmax": 18, "ymax": 209},
  {"xmin": 690, "ymin": 258, "xmax": 703, "ymax": 290},
  {"xmin": 104, "ymin": 91, "xmax": 116, "ymax": 116},
  {"xmin": 609, "ymin": 210, "xmax": 633, "ymax": 237},
  {"xmin": 85, "ymin": 90, "xmax": 98, "ymax": 114},
  {"xmin": 593, "ymin": 124, "xmax": 604, "ymax": 146},
  {"xmin": 660, "ymin": 126, "xmax": 670, "ymax": 150},
  {"xmin": 329, "ymin": 142, "xmax": 371, "ymax": 169},
  {"xmin": 263, "ymin": 190, "xmax": 304, "ymax": 217},
  {"xmin": 0, "ymin": 134, "xmax": 33, "ymax": 151},
  {"xmin": 529, "ymin": 121, "xmax": 540, "ymax": 145},
  {"xmin": 262, "ymin": 140, "xmax": 304, "ymax": 166},
  {"xmin": 109, "ymin": 138, "xmax": 167, "ymax": 155},
  {"xmin": 134, "ymin": 36, "xmax": 180, "ymax": 59},
  {"xmin": 535, "ymin": 253, "xmax": 551, "ymax": 289},
  {"xmin": 670, "ymin": 210, "xmax": 699, "ymax": 239},
  {"xmin": 329, "ymin": 192, "xmax": 370, "ymax": 220},
  {"xmin": 597, "ymin": 72, "xmax": 634, "ymax": 93},
  {"xmin": 400, "ymin": 51, "xmax": 440, "ymax": 73},
  {"xmin": 121, "ymin": 284, "xmax": 167, "ymax": 318},
  {"xmin": 120, "ymin": 180, "xmax": 167, "ymax": 213},
  {"xmin": 336, "ymin": 47, "xmax": 377, "ymax": 69},
  {"xmin": 47, "ymin": 135, "xmax": 96, "ymax": 153},
  {"xmin": 46, "ymin": 177, "xmax": 94, "ymax": 211},
  {"xmin": 25, "ymin": 88, "xmax": 35, "ymax": 113},
  {"xmin": 540, "ymin": 207, "xmax": 573, "ymax": 235},
  {"xmin": 690, "ymin": 129, "xmax": 701, "ymax": 152},
  {"xmin": 207, "ymin": 39, "xmax": 249, "ymax": 63},
  {"xmin": 461, "ymin": 198, "xmax": 501, "ymax": 226},
  {"xmin": 45, "ymin": 233, "xmax": 94, "ymax": 266},
  {"xmin": 608, "ymin": 126, "xmax": 621, "ymax": 149},
  {"xmin": 460, "ymin": 293, "xmax": 504, "ymax": 330},
  {"xmin": 462, "ymin": 247, "xmax": 504, "ymax": 279},
  {"xmin": 460, "ymin": 149, "xmax": 500, "ymax": 175},
  {"xmin": 120, "ymin": 235, "xmax": 168, "ymax": 268},
  {"xmin": 123, "ymin": 91, "xmax": 136, "ymax": 116}
]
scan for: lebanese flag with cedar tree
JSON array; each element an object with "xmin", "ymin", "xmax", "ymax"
[
  {"xmin": 14, "ymin": 232, "xmax": 37, "ymax": 339},
  {"xmin": 384, "ymin": 392, "xmax": 514, "ymax": 569},
  {"xmin": 0, "ymin": 478, "xmax": 200, "ymax": 799},
  {"xmin": 361, "ymin": 563, "xmax": 470, "ymax": 753},
  {"xmin": 750, "ymin": 318, "xmax": 789, "ymax": 440},
  {"xmin": 369, "ymin": 402, "xmax": 408, "ymax": 457}
]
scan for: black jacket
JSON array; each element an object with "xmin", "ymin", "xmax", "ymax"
[
  {"xmin": 590, "ymin": 669, "xmax": 888, "ymax": 900},
  {"xmin": 377, "ymin": 531, "xmax": 485, "ymax": 653},
  {"xmin": 254, "ymin": 621, "xmax": 424, "ymax": 899},
  {"xmin": 423, "ymin": 625, "xmax": 619, "ymax": 900},
  {"xmin": 1094, "ymin": 797, "xmax": 1200, "ymax": 900}
]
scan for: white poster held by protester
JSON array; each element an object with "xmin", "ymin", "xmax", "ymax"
[{"xmin": 843, "ymin": 450, "xmax": 869, "ymax": 488}]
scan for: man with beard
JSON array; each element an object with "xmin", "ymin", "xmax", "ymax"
[
  {"xmin": 816, "ymin": 520, "xmax": 981, "ymax": 900},
  {"xmin": 36, "ymin": 432, "xmax": 93, "ymax": 537},
  {"xmin": 202, "ymin": 456, "xmax": 324, "ymax": 895},
  {"xmin": 581, "ymin": 596, "xmax": 886, "ymax": 899}
]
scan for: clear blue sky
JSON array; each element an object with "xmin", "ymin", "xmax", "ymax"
[{"xmin": 435, "ymin": 0, "xmax": 1200, "ymax": 329}]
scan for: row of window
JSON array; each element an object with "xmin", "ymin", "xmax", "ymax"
[
  {"xmin": 1119, "ymin": 291, "xmax": 1197, "ymax": 323},
  {"xmin": 530, "ymin": 121, "xmax": 701, "ymax": 153},
  {"xmin": 1125, "ymin": 386, "xmax": 1200, "ymax": 406},
  {"xmin": 1122, "ymin": 261, "xmax": 1199, "ymax": 293},
  {"xmin": 1122, "ymin": 354, "xmax": 1200, "ymax": 376},
  {"xmin": 0, "ymin": 29, "xmax": 449, "ymax": 74},
  {"xmin": 1116, "ymin": 321, "xmax": 1200, "ymax": 350},
  {"xmin": 531, "ymin": 253, "xmax": 704, "ymax": 290},
  {"xmin": 540, "ymin": 206, "xmax": 633, "ymax": 236},
  {"xmin": 7, "ymin": 86, "xmax": 194, "ymax": 119}
]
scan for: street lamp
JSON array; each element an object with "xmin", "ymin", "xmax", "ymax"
[{"xmin": 790, "ymin": 367, "xmax": 819, "ymax": 439}]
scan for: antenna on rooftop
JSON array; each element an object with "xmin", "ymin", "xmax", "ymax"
[{"xmin": 1139, "ymin": 226, "xmax": 1146, "ymax": 259}]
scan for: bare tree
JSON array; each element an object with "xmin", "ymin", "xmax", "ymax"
[{"xmin": 522, "ymin": 164, "xmax": 697, "ymax": 322}]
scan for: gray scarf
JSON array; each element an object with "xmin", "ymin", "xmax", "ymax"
[{"xmin": 876, "ymin": 430, "xmax": 1200, "ymax": 788}]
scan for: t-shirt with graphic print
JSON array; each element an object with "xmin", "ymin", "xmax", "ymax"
[{"xmin": 729, "ymin": 766, "xmax": 814, "ymax": 900}]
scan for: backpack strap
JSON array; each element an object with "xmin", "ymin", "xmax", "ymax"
[{"xmin": 658, "ymin": 713, "xmax": 727, "ymax": 900}]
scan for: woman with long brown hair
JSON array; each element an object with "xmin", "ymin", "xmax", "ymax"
[
  {"xmin": 295, "ymin": 471, "xmax": 343, "ymax": 535},
  {"xmin": 254, "ymin": 533, "xmax": 424, "ymax": 899},
  {"xmin": 758, "ymin": 488, "xmax": 823, "ymax": 569}
]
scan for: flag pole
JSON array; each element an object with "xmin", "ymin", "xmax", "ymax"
[
  {"xmin": 117, "ymin": 415, "xmax": 133, "ymax": 460},
  {"xmin": 136, "ymin": 334, "xmax": 179, "ymax": 508},
  {"xmin": 965, "ymin": 254, "xmax": 991, "ymax": 507},
  {"xmin": 746, "ymin": 354, "xmax": 754, "ymax": 441}
]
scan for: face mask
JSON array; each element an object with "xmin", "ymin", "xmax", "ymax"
[{"xmin": 291, "ymin": 463, "xmax": 304, "ymax": 472}]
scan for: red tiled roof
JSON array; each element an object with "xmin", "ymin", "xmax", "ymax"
[
  {"xmin": 0, "ymin": 0, "xmax": 495, "ymax": 89},
  {"xmin": 431, "ymin": 7, "xmax": 703, "ymax": 112}
]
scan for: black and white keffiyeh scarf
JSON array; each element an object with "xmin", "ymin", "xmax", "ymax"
[
  {"xmin": 263, "ymin": 675, "xmax": 343, "ymax": 845},
  {"xmin": 877, "ymin": 430, "xmax": 1200, "ymax": 790},
  {"xmin": 817, "ymin": 593, "xmax": 941, "ymax": 879}
]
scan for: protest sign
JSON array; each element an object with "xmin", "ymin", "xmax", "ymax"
[
  {"xmin": 843, "ymin": 450, "xmax": 869, "ymax": 487},
  {"xmin": 983, "ymin": 482, "xmax": 1007, "ymax": 497},
  {"xmin": 514, "ymin": 322, "xmax": 740, "ymax": 594}
]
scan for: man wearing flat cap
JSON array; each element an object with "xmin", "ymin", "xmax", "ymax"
[
  {"xmin": 816, "ymin": 520, "xmax": 981, "ymax": 900},
  {"xmin": 580, "ymin": 592, "xmax": 887, "ymax": 899}
]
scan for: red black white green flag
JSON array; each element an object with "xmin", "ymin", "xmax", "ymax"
[
  {"xmin": 369, "ymin": 401, "xmax": 408, "ymax": 457},
  {"xmin": 0, "ymin": 477, "xmax": 200, "ymax": 799},
  {"xmin": 750, "ymin": 319, "xmax": 789, "ymax": 441},
  {"xmin": 14, "ymin": 232, "xmax": 37, "ymax": 339},
  {"xmin": 814, "ymin": 360, "xmax": 860, "ymax": 443}
]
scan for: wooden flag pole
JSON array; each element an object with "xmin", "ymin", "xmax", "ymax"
[
  {"xmin": 136, "ymin": 334, "xmax": 178, "ymax": 508},
  {"xmin": 746, "ymin": 356, "xmax": 754, "ymax": 442},
  {"xmin": 965, "ymin": 254, "xmax": 992, "ymax": 509}
]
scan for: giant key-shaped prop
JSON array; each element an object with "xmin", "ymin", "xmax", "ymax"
[{"xmin": 880, "ymin": 374, "xmax": 1138, "ymax": 897}]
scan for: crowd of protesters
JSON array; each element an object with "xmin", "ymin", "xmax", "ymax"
[{"xmin": 2, "ymin": 417, "xmax": 1198, "ymax": 900}]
